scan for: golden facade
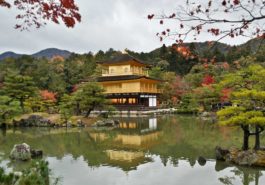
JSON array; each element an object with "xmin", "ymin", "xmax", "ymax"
[{"xmin": 98, "ymin": 54, "xmax": 161, "ymax": 109}]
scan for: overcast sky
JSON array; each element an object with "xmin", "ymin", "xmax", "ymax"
[{"xmin": 0, "ymin": 0, "xmax": 253, "ymax": 55}]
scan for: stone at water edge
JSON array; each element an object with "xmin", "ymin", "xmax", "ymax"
[
  {"xmin": 197, "ymin": 156, "xmax": 207, "ymax": 166},
  {"xmin": 10, "ymin": 143, "xmax": 31, "ymax": 161},
  {"xmin": 30, "ymin": 149, "xmax": 43, "ymax": 158},
  {"xmin": 92, "ymin": 119, "xmax": 119, "ymax": 127},
  {"xmin": 235, "ymin": 150, "xmax": 258, "ymax": 166},
  {"xmin": 215, "ymin": 146, "xmax": 265, "ymax": 167},
  {"xmin": 215, "ymin": 146, "xmax": 230, "ymax": 161}
]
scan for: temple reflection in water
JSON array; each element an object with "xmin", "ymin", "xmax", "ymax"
[
  {"xmin": 89, "ymin": 117, "xmax": 160, "ymax": 171},
  {"xmin": 1, "ymin": 116, "xmax": 265, "ymax": 185}
]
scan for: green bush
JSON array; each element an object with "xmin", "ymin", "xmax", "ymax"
[{"xmin": 0, "ymin": 160, "xmax": 54, "ymax": 185}]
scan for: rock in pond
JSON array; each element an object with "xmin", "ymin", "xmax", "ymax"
[
  {"xmin": 10, "ymin": 143, "xmax": 31, "ymax": 161},
  {"xmin": 10, "ymin": 143, "xmax": 43, "ymax": 161},
  {"xmin": 30, "ymin": 149, "xmax": 43, "ymax": 158},
  {"xmin": 215, "ymin": 146, "xmax": 230, "ymax": 161},
  {"xmin": 13, "ymin": 115, "xmax": 55, "ymax": 127},
  {"xmin": 92, "ymin": 119, "xmax": 119, "ymax": 127},
  {"xmin": 215, "ymin": 146, "xmax": 265, "ymax": 167},
  {"xmin": 197, "ymin": 156, "xmax": 207, "ymax": 166}
]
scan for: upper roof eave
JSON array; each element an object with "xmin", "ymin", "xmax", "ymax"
[{"xmin": 97, "ymin": 54, "xmax": 151, "ymax": 67}]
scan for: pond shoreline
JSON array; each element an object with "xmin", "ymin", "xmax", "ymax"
[
  {"xmin": 0, "ymin": 109, "xmax": 218, "ymax": 129},
  {"xmin": 1, "ymin": 115, "xmax": 265, "ymax": 185},
  {"xmin": 216, "ymin": 146, "xmax": 265, "ymax": 168}
]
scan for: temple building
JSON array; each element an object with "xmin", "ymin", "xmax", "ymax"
[{"xmin": 97, "ymin": 54, "xmax": 161, "ymax": 110}]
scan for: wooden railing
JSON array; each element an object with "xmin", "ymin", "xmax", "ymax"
[{"xmin": 112, "ymin": 104, "xmax": 158, "ymax": 111}]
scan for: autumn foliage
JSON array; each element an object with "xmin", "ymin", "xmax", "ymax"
[
  {"xmin": 40, "ymin": 90, "xmax": 57, "ymax": 102},
  {"xmin": 175, "ymin": 46, "xmax": 191, "ymax": 57},
  {"xmin": 220, "ymin": 88, "xmax": 232, "ymax": 102},
  {"xmin": 0, "ymin": 0, "xmax": 81, "ymax": 30},
  {"xmin": 202, "ymin": 75, "xmax": 215, "ymax": 86}
]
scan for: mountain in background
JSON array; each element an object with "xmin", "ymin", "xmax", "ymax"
[
  {"xmin": 149, "ymin": 38, "xmax": 264, "ymax": 57},
  {"xmin": 0, "ymin": 48, "xmax": 72, "ymax": 60},
  {"xmin": 0, "ymin": 51, "xmax": 22, "ymax": 60},
  {"xmin": 32, "ymin": 48, "xmax": 72, "ymax": 59},
  {"xmin": 0, "ymin": 38, "xmax": 263, "ymax": 61}
]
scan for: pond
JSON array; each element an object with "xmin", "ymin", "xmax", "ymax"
[{"xmin": 0, "ymin": 115, "xmax": 265, "ymax": 185}]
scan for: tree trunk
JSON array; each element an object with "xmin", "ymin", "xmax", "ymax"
[
  {"xmin": 254, "ymin": 125, "xmax": 261, "ymax": 150},
  {"xmin": 85, "ymin": 108, "xmax": 93, "ymax": 118},
  {"xmin": 1, "ymin": 112, "xmax": 8, "ymax": 127},
  {"xmin": 241, "ymin": 125, "xmax": 250, "ymax": 151},
  {"xmin": 255, "ymin": 171, "xmax": 259, "ymax": 185},
  {"xmin": 85, "ymin": 102, "xmax": 96, "ymax": 118},
  {"xmin": 1, "ymin": 128, "xmax": 6, "ymax": 136},
  {"xmin": 243, "ymin": 172, "xmax": 250, "ymax": 185},
  {"xmin": 20, "ymin": 99, "xmax": 25, "ymax": 112},
  {"xmin": 75, "ymin": 102, "xmax": 81, "ymax": 115}
]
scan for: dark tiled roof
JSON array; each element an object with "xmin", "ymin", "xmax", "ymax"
[
  {"xmin": 98, "ymin": 54, "xmax": 150, "ymax": 66},
  {"xmin": 97, "ymin": 75, "xmax": 161, "ymax": 82}
]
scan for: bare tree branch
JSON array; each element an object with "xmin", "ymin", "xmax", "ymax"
[{"xmin": 149, "ymin": 0, "xmax": 265, "ymax": 43}]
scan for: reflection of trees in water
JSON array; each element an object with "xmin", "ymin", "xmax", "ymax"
[
  {"xmin": 0, "ymin": 116, "xmax": 264, "ymax": 174},
  {"xmin": 1, "ymin": 128, "xmax": 6, "ymax": 137},
  {"xmin": 152, "ymin": 116, "xmax": 237, "ymax": 168},
  {"xmin": 216, "ymin": 160, "xmax": 263, "ymax": 185}
]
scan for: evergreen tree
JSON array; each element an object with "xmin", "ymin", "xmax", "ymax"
[
  {"xmin": 217, "ymin": 64, "xmax": 265, "ymax": 150},
  {"xmin": 59, "ymin": 94, "xmax": 74, "ymax": 123},
  {"xmin": 72, "ymin": 82, "xmax": 108, "ymax": 117},
  {"xmin": 0, "ymin": 96, "xmax": 21, "ymax": 125},
  {"xmin": 0, "ymin": 73, "xmax": 38, "ymax": 112}
]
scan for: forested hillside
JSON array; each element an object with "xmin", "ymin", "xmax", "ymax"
[
  {"xmin": 127, "ymin": 38, "xmax": 264, "ymax": 75},
  {"xmin": 0, "ymin": 38, "xmax": 264, "ymax": 123}
]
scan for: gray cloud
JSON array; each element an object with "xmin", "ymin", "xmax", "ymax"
[{"xmin": 0, "ymin": 0, "xmax": 254, "ymax": 54}]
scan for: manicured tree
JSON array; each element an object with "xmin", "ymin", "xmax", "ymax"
[
  {"xmin": 194, "ymin": 86, "xmax": 220, "ymax": 112},
  {"xmin": 59, "ymin": 94, "xmax": 74, "ymax": 123},
  {"xmin": 0, "ymin": 96, "xmax": 21, "ymax": 125},
  {"xmin": 217, "ymin": 64, "xmax": 265, "ymax": 150},
  {"xmin": 72, "ymin": 82, "xmax": 108, "ymax": 117},
  {"xmin": 0, "ymin": 73, "xmax": 38, "ymax": 112},
  {"xmin": 178, "ymin": 93, "xmax": 199, "ymax": 114},
  {"xmin": 217, "ymin": 96, "xmax": 265, "ymax": 150},
  {"xmin": 24, "ymin": 96, "xmax": 44, "ymax": 113}
]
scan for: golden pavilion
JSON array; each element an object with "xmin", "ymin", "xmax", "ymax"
[{"xmin": 98, "ymin": 54, "xmax": 161, "ymax": 110}]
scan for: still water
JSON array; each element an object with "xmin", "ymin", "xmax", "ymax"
[{"xmin": 0, "ymin": 115, "xmax": 265, "ymax": 185}]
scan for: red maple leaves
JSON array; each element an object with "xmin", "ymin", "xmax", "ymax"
[
  {"xmin": 202, "ymin": 75, "xmax": 215, "ymax": 86},
  {"xmin": 0, "ymin": 0, "xmax": 11, "ymax": 8},
  {"xmin": 1, "ymin": 0, "xmax": 81, "ymax": 30},
  {"xmin": 233, "ymin": 0, "xmax": 240, "ymax": 5},
  {"xmin": 208, "ymin": 28, "xmax": 220, "ymax": 36},
  {"xmin": 222, "ymin": 0, "xmax": 240, "ymax": 6},
  {"xmin": 147, "ymin": 14, "xmax": 154, "ymax": 20}
]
